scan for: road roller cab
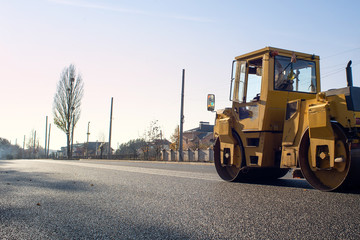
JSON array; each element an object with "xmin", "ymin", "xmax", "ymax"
[{"xmin": 208, "ymin": 47, "xmax": 360, "ymax": 191}]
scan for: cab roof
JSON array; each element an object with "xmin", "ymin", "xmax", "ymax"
[{"xmin": 235, "ymin": 46, "xmax": 320, "ymax": 61}]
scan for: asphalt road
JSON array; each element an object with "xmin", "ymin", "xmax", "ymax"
[{"xmin": 1, "ymin": 159, "xmax": 359, "ymax": 240}]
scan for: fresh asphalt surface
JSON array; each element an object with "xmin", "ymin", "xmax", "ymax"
[{"xmin": 1, "ymin": 159, "xmax": 359, "ymax": 239}]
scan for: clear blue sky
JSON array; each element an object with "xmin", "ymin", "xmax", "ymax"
[{"xmin": 1, "ymin": 0, "xmax": 359, "ymax": 150}]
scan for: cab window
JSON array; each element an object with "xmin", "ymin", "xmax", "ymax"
[
  {"xmin": 246, "ymin": 58, "xmax": 262, "ymax": 102},
  {"xmin": 230, "ymin": 59, "xmax": 262, "ymax": 103},
  {"xmin": 274, "ymin": 55, "xmax": 316, "ymax": 93},
  {"xmin": 230, "ymin": 61, "xmax": 246, "ymax": 102}
]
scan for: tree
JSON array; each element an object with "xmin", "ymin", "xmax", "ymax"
[
  {"xmin": 169, "ymin": 125, "xmax": 180, "ymax": 151},
  {"xmin": 25, "ymin": 129, "xmax": 42, "ymax": 158},
  {"xmin": 53, "ymin": 64, "xmax": 84, "ymax": 159},
  {"xmin": 144, "ymin": 120, "xmax": 163, "ymax": 160},
  {"xmin": 0, "ymin": 138, "xmax": 22, "ymax": 160},
  {"xmin": 116, "ymin": 138, "xmax": 147, "ymax": 159}
]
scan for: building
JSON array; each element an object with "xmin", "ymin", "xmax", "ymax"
[{"xmin": 183, "ymin": 121, "xmax": 214, "ymax": 150}]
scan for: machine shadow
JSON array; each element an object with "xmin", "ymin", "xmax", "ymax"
[
  {"xmin": 240, "ymin": 178, "xmax": 314, "ymax": 190},
  {"xmin": 236, "ymin": 178, "xmax": 360, "ymax": 194}
]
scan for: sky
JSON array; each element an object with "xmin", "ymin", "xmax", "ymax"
[{"xmin": 1, "ymin": 0, "xmax": 360, "ymax": 151}]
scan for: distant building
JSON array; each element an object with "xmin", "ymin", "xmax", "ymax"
[{"xmin": 183, "ymin": 121, "xmax": 214, "ymax": 150}]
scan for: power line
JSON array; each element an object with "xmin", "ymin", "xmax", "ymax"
[
  {"xmin": 322, "ymin": 62, "xmax": 360, "ymax": 78},
  {"xmin": 322, "ymin": 47, "xmax": 360, "ymax": 59},
  {"xmin": 322, "ymin": 68, "xmax": 345, "ymax": 78},
  {"xmin": 321, "ymin": 62, "xmax": 348, "ymax": 70}
]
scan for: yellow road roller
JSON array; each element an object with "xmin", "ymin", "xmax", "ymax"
[{"xmin": 207, "ymin": 47, "xmax": 360, "ymax": 191}]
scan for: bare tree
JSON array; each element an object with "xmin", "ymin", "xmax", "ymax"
[
  {"xmin": 53, "ymin": 64, "xmax": 84, "ymax": 159},
  {"xmin": 144, "ymin": 120, "xmax": 163, "ymax": 160},
  {"xmin": 25, "ymin": 129, "xmax": 42, "ymax": 158}
]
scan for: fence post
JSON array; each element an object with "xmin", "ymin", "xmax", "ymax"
[
  {"xmin": 207, "ymin": 148, "xmax": 214, "ymax": 162},
  {"xmin": 188, "ymin": 149, "xmax": 194, "ymax": 161},
  {"xmin": 170, "ymin": 149, "xmax": 176, "ymax": 161},
  {"xmin": 162, "ymin": 149, "xmax": 169, "ymax": 161},
  {"xmin": 183, "ymin": 149, "xmax": 188, "ymax": 162},
  {"xmin": 199, "ymin": 149, "xmax": 205, "ymax": 161}
]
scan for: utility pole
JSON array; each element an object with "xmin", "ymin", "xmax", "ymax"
[
  {"xmin": 23, "ymin": 135, "xmax": 25, "ymax": 158},
  {"xmin": 160, "ymin": 130, "xmax": 163, "ymax": 152},
  {"xmin": 71, "ymin": 113, "xmax": 75, "ymax": 158},
  {"xmin": 33, "ymin": 130, "xmax": 36, "ymax": 158},
  {"xmin": 179, "ymin": 69, "xmax": 185, "ymax": 161},
  {"xmin": 86, "ymin": 121, "xmax": 90, "ymax": 158},
  {"xmin": 108, "ymin": 97, "xmax": 113, "ymax": 159},
  {"xmin": 45, "ymin": 116, "xmax": 48, "ymax": 158},
  {"xmin": 47, "ymin": 124, "xmax": 51, "ymax": 157}
]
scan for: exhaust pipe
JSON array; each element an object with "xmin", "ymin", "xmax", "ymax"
[{"xmin": 346, "ymin": 60, "xmax": 353, "ymax": 87}]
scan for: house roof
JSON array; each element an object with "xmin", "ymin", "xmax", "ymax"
[{"xmin": 185, "ymin": 121, "xmax": 214, "ymax": 133}]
